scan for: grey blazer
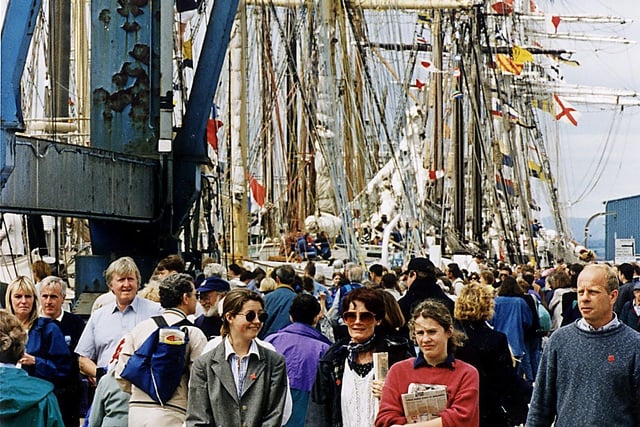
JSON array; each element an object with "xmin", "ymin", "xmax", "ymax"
[{"xmin": 186, "ymin": 340, "xmax": 288, "ymax": 427}]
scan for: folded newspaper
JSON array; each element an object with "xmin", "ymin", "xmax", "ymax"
[
  {"xmin": 373, "ymin": 352, "xmax": 389, "ymax": 380},
  {"xmin": 401, "ymin": 383, "xmax": 447, "ymax": 423}
]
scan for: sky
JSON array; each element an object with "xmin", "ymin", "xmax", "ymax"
[{"xmin": 538, "ymin": 0, "xmax": 640, "ymax": 224}]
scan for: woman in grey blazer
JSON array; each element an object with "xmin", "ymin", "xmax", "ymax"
[{"xmin": 186, "ymin": 288, "xmax": 288, "ymax": 427}]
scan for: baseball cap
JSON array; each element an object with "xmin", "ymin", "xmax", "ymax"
[
  {"xmin": 196, "ymin": 277, "xmax": 231, "ymax": 293},
  {"xmin": 401, "ymin": 257, "xmax": 435, "ymax": 276}
]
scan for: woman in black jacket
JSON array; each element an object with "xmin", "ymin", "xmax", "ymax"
[
  {"xmin": 620, "ymin": 282, "xmax": 640, "ymax": 331},
  {"xmin": 306, "ymin": 287, "xmax": 414, "ymax": 427},
  {"xmin": 455, "ymin": 283, "xmax": 532, "ymax": 427}
]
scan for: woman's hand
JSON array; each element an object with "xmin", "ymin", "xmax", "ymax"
[
  {"xmin": 371, "ymin": 378, "xmax": 385, "ymax": 399},
  {"xmin": 19, "ymin": 352, "xmax": 36, "ymax": 366}
]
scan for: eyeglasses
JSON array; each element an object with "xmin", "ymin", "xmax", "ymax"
[
  {"xmin": 342, "ymin": 311, "xmax": 376, "ymax": 324},
  {"xmin": 237, "ymin": 310, "xmax": 268, "ymax": 323}
]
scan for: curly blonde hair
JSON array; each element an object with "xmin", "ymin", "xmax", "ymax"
[{"xmin": 454, "ymin": 283, "xmax": 495, "ymax": 322}]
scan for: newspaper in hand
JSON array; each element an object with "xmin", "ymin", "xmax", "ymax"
[
  {"xmin": 373, "ymin": 352, "xmax": 389, "ymax": 380},
  {"xmin": 401, "ymin": 383, "xmax": 447, "ymax": 423}
]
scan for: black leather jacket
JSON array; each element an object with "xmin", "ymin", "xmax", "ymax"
[{"xmin": 306, "ymin": 334, "xmax": 415, "ymax": 427}]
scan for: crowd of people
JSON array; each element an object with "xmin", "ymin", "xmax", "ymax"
[{"xmin": 1, "ymin": 252, "xmax": 640, "ymax": 426}]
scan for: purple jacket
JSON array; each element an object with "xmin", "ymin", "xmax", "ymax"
[{"xmin": 265, "ymin": 322, "xmax": 332, "ymax": 391}]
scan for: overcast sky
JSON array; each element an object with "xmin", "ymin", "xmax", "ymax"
[{"xmin": 541, "ymin": 0, "xmax": 640, "ymax": 221}]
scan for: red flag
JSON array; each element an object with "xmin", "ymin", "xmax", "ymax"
[
  {"xmin": 491, "ymin": 0, "xmax": 514, "ymax": 15},
  {"xmin": 551, "ymin": 16, "xmax": 561, "ymax": 32},
  {"xmin": 420, "ymin": 60, "xmax": 431, "ymax": 69},
  {"xmin": 415, "ymin": 79, "xmax": 425, "ymax": 90},
  {"xmin": 206, "ymin": 119, "xmax": 224, "ymax": 151},
  {"xmin": 248, "ymin": 175, "xmax": 265, "ymax": 207},
  {"xmin": 428, "ymin": 169, "xmax": 445, "ymax": 180}
]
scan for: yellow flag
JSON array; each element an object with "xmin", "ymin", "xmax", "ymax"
[
  {"xmin": 183, "ymin": 38, "xmax": 193, "ymax": 61},
  {"xmin": 512, "ymin": 46, "xmax": 534, "ymax": 64}
]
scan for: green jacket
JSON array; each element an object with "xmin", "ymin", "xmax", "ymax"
[{"xmin": 0, "ymin": 365, "xmax": 64, "ymax": 427}]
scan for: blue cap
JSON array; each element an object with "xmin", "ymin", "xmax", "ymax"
[{"xmin": 196, "ymin": 277, "xmax": 230, "ymax": 293}]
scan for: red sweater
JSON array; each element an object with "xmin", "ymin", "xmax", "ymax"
[{"xmin": 375, "ymin": 357, "xmax": 480, "ymax": 427}]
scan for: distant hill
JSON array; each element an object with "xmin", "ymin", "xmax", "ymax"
[{"xmin": 541, "ymin": 216, "xmax": 605, "ymax": 258}]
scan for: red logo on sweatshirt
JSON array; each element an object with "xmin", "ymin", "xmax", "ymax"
[{"xmin": 608, "ymin": 355, "xmax": 615, "ymax": 363}]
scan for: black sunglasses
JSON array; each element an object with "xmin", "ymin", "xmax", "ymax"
[
  {"xmin": 237, "ymin": 310, "xmax": 268, "ymax": 323},
  {"xmin": 342, "ymin": 311, "xmax": 376, "ymax": 324}
]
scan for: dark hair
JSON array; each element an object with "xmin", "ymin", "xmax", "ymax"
[
  {"xmin": 253, "ymin": 267, "xmax": 266, "ymax": 284},
  {"xmin": 618, "ymin": 263, "xmax": 634, "ymax": 282},
  {"xmin": 547, "ymin": 270, "xmax": 571, "ymax": 290},
  {"xmin": 447, "ymin": 263, "xmax": 463, "ymax": 279},
  {"xmin": 220, "ymin": 289, "xmax": 265, "ymax": 337},
  {"xmin": 341, "ymin": 287, "xmax": 385, "ymax": 320},
  {"xmin": 369, "ymin": 264, "xmax": 385, "ymax": 277},
  {"xmin": 275, "ymin": 265, "xmax": 296, "ymax": 285},
  {"xmin": 381, "ymin": 273, "xmax": 401, "ymax": 293},
  {"xmin": 239, "ymin": 270, "xmax": 255, "ymax": 282},
  {"xmin": 302, "ymin": 276, "xmax": 315, "ymax": 293},
  {"xmin": 568, "ymin": 263, "xmax": 584, "ymax": 288},
  {"xmin": 304, "ymin": 262, "xmax": 316, "ymax": 277},
  {"xmin": 228, "ymin": 263, "xmax": 245, "ymax": 276},
  {"xmin": 159, "ymin": 273, "xmax": 195, "ymax": 308},
  {"xmin": 498, "ymin": 276, "xmax": 523, "ymax": 296},
  {"xmin": 380, "ymin": 291, "xmax": 405, "ymax": 331},
  {"xmin": 522, "ymin": 273, "xmax": 534, "ymax": 286},
  {"xmin": 156, "ymin": 254, "xmax": 185, "ymax": 274},
  {"xmin": 0, "ymin": 310, "xmax": 27, "ymax": 364},
  {"xmin": 289, "ymin": 294, "xmax": 321, "ymax": 325}
]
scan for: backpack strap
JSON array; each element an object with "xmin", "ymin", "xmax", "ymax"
[{"xmin": 152, "ymin": 316, "xmax": 169, "ymax": 328}]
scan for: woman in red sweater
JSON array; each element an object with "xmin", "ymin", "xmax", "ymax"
[{"xmin": 375, "ymin": 299, "xmax": 479, "ymax": 427}]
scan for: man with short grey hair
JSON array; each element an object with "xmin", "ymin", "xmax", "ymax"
[
  {"xmin": 527, "ymin": 263, "xmax": 640, "ymax": 426},
  {"xmin": 116, "ymin": 273, "xmax": 208, "ymax": 426},
  {"xmin": 40, "ymin": 275, "xmax": 86, "ymax": 427}
]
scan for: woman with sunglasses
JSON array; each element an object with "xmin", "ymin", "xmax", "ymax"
[
  {"xmin": 375, "ymin": 299, "xmax": 480, "ymax": 427},
  {"xmin": 186, "ymin": 288, "xmax": 289, "ymax": 427},
  {"xmin": 307, "ymin": 287, "xmax": 414, "ymax": 427}
]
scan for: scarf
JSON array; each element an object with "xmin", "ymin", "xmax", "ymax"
[{"xmin": 346, "ymin": 334, "xmax": 376, "ymax": 375}]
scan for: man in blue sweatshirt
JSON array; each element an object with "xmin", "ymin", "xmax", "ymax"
[{"xmin": 527, "ymin": 263, "xmax": 640, "ymax": 427}]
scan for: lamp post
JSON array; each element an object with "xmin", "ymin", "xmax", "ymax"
[{"xmin": 584, "ymin": 211, "xmax": 616, "ymax": 248}]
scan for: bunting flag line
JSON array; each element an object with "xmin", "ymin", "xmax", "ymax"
[
  {"xmin": 554, "ymin": 54, "xmax": 580, "ymax": 67},
  {"xmin": 495, "ymin": 54, "xmax": 523, "ymax": 75},
  {"xmin": 428, "ymin": 169, "xmax": 446, "ymax": 180},
  {"xmin": 417, "ymin": 13, "xmax": 431, "ymax": 24},
  {"xmin": 553, "ymin": 94, "xmax": 579, "ymax": 126},
  {"xmin": 512, "ymin": 46, "xmax": 534, "ymax": 64},
  {"xmin": 495, "ymin": 174, "xmax": 515, "ymax": 196},
  {"xmin": 491, "ymin": 0, "xmax": 514, "ymax": 15},
  {"xmin": 182, "ymin": 38, "xmax": 193, "ymax": 68},
  {"xmin": 491, "ymin": 97, "xmax": 521, "ymax": 122},
  {"xmin": 248, "ymin": 174, "xmax": 266, "ymax": 208},
  {"xmin": 550, "ymin": 15, "xmax": 561, "ymax": 33},
  {"xmin": 528, "ymin": 160, "xmax": 546, "ymax": 181},
  {"xmin": 206, "ymin": 118, "xmax": 224, "ymax": 151}
]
